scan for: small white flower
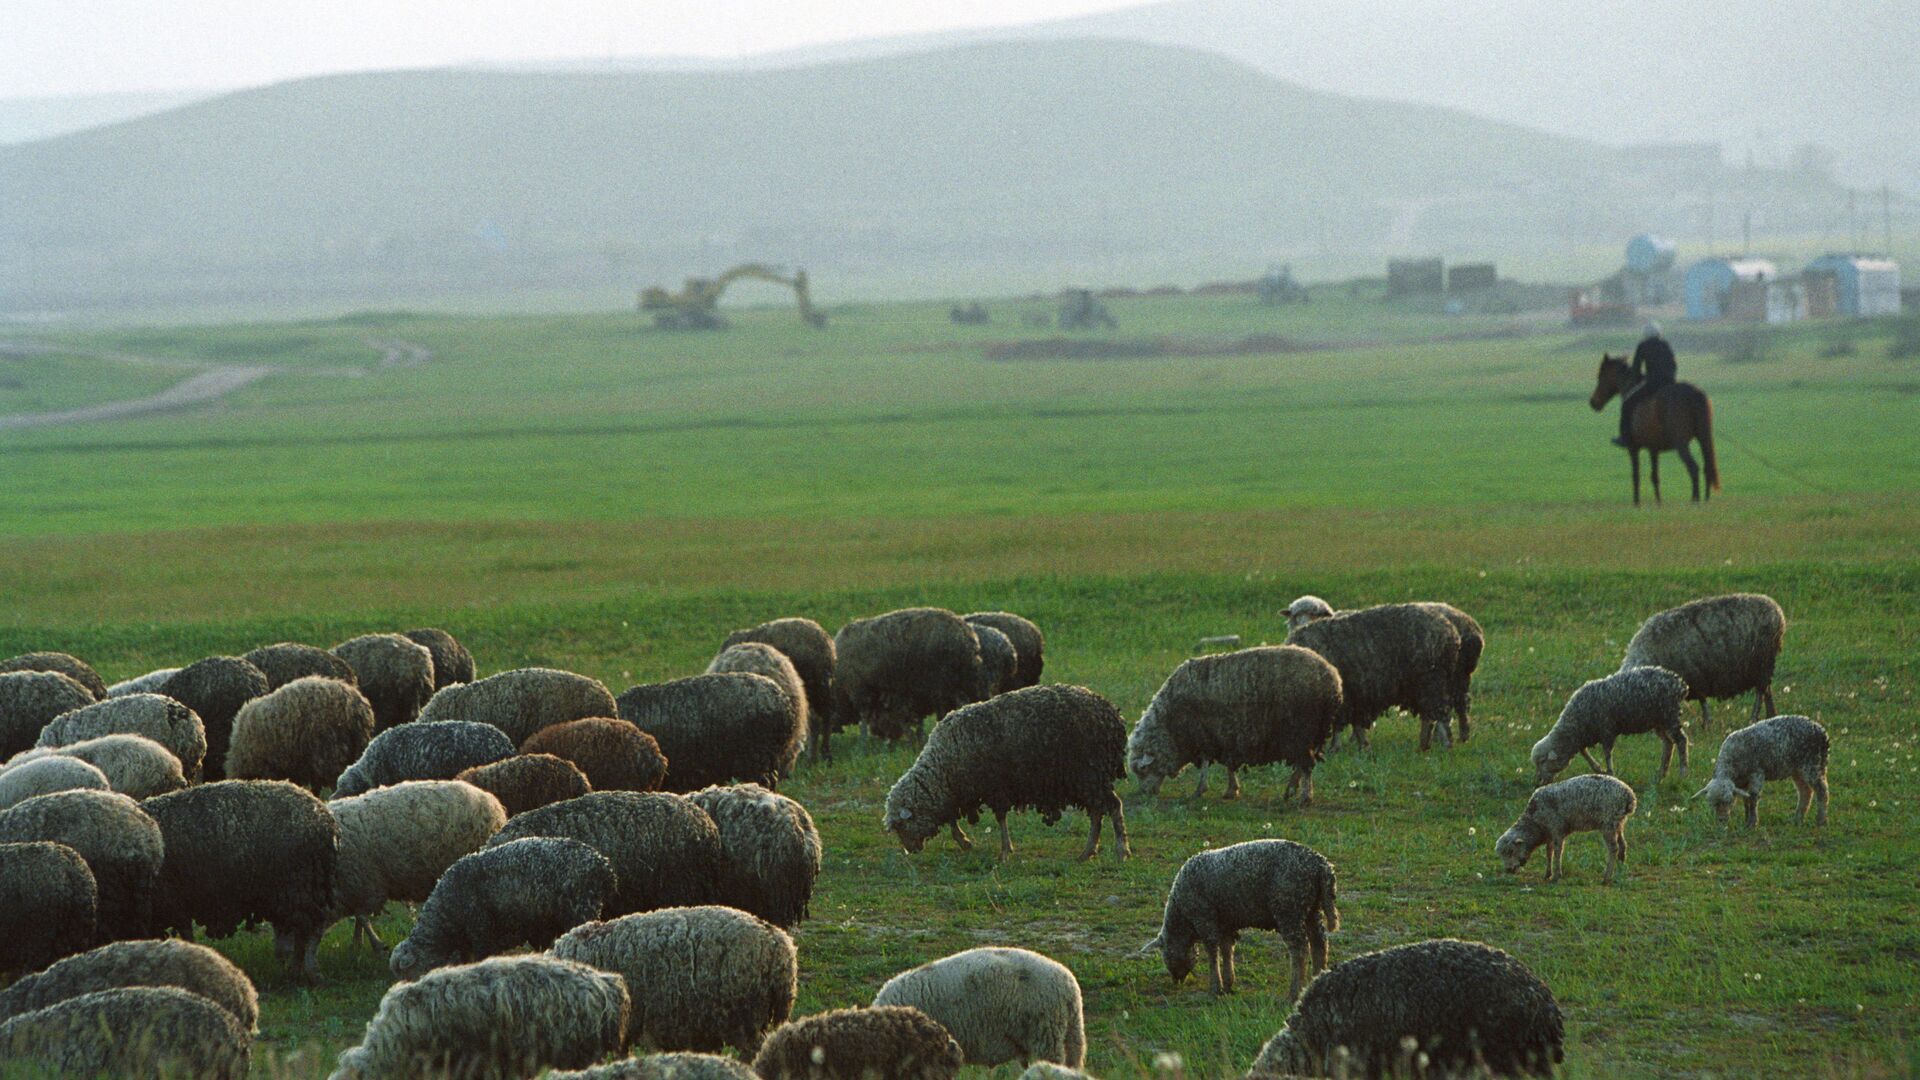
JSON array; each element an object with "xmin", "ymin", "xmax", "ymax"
[{"xmin": 1467, "ymin": 827, "xmax": 1477, "ymax": 837}]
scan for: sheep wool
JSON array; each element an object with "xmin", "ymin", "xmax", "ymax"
[
  {"xmin": 722, "ymin": 616, "xmax": 837, "ymax": 744},
  {"xmin": 0, "ymin": 841, "xmax": 96, "ymax": 977},
  {"xmin": 963, "ymin": 611, "xmax": 1045, "ymax": 691},
  {"xmin": 831, "ymin": 607, "xmax": 983, "ymax": 740},
  {"xmin": 688, "ymin": 783, "xmax": 821, "ymax": 928},
  {"xmin": 0, "ymin": 670, "xmax": 99, "ymax": 760},
  {"xmin": 0, "ymin": 986, "xmax": 251, "ymax": 1080},
  {"xmin": 1284, "ymin": 604, "xmax": 1462, "ymax": 750},
  {"xmin": 0, "ymin": 755, "xmax": 111, "ymax": 811},
  {"xmin": 969, "ymin": 622, "xmax": 1018, "ymax": 700},
  {"xmin": 1531, "ymin": 666, "xmax": 1689, "ymax": 786},
  {"xmin": 617, "ymin": 673, "xmax": 805, "ymax": 792},
  {"xmin": 1149, "ymin": 839, "xmax": 1339, "ymax": 1001},
  {"xmin": 36, "ymin": 693, "xmax": 208, "ymax": 782},
  {"xmin": 1497, "ymin": 774, "xmax": 1638, "ymax": 884},
  {"xmin": 1021, "ymin": 1066, "xmax": 1100, "ymax": 1080},
  {"xmin": 391, "ymin": 835, "xmax": 615, "ymax": 980},
  {"xmin": 333, "ymin": 720, "xmax": 516, "ymax": 797},
  {"xmin": 1621, "ymin": 592, "xmax": 1786, "ymax": 729},
  {"xmin": 418, "ymin": 667, "xmax": 619, "ymax": 746},
  {"xmin": 1415, "ymin": 601, "xmax": 1485, "ymax": 742},
  {"xmin": 243, "ymin": 642, "xmax": 361, "ymax": 690},
  {"xmin": 522, "ymin": 717, "xmax": 668, "ymax": 792},
  {"xmin": 0, "ymin": 789, "xmax": 161, "ymax": 942},
  {"xmin": 332, "ymin": 633, "xmax": 437, "ymax": 732},
  {"xmin": 106, "ymin": 668, "xmax": 180, "ymax": 698},
  {"xmin": 158, "ymin": 656, "xmax": 271, "ymax": 781},
  {"xmin": 328, "ymin": 779, "xmax": 507, "ymax": 951},
  {"xmin": 0, "ymin": 652, "xmax": 107, "ymax": 701},
  {"xmin": 1696, "ymin": 714, "xmax": 1831, "ymax": 827},
  {"xmin": 706, "ymin": 642, "xmax": 810, "ymax": 740},
  {"xmin": 486, "ymin": 790, "xmax": 722, "ymax": 916},
  {"xmin": 226, "ymin": 676, "xmax": 378, "ymax": 793},
  {"xmin": 549, "ymin": 1053, "xmax": 760, "ymax": 1080},
  {"xmin": 457, "ymin": 753, "xmax": 592, "ymax": 817},
  {"xmin": 7, "ymin": 733, "xmax": 186, "ymax": 799},
  {"xmin": 403, "ymin": 627, "xmax": 477, "ymax": 691},
  {"xmin": 873, "ymin": 946, "xmax": 1086, "ymax": 1069},
  {"xmin": 0, "ymin": 938, "xmax": 260, "ymax": 1032},
  {"xmin": 752, "ymin": 1006, "xmax": 964, "ymax": 1080}
]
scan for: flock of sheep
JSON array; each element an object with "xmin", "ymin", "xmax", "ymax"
[{"xmin": 0, "ymin": 590, "xmax": 1824, "ymax": 1078}]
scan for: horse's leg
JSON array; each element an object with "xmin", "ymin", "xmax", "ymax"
[
  {"xmin": 1676, "ymin": 441, "xmax": 1701, "ymax": 502},
  {"xmin": 1630, "ymin": 448, "xmax": 1641, "ymax": 506},
  {"xmin": 1649, "ymin": 451, "xmax": 1662, "ymax": 505}
]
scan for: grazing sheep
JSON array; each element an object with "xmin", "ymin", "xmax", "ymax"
[
  {"xmin": 37, "ymin": 693, "xmax": 208, "ymax": 782},
  {"xmin": 0, "ymin": 670, "xmax": 99, "ymax": 760},
  {"xmin": 7, "ymin": 733, "xmax": 186, "ymax": 799},
  {"xmin": 550, "ymin": 1053, "xmax": 760, "ymax": 1080},
  {"xmin": 722, "ymin": 617, "xmax": 837, "ymax": 751},
  {"xmin": 0, "ymin": 789, "xmax": 162, "ymax": 941},
  {"xmin": 752, "ymin": 1006, "xmax": 964, "ymax": 1080},
  {"xmin": 0, "ymin": 652, "xmax": 106, "ymax": 700},
  {"xmin": 1247, "ymin": 939, "xmax": 1564, "ymax": 1079},
  {"xmin": 1694, "ymin": 714, "xmax": 1830, "ymax": 827},
  {"xmin": 1147, "ymin": 839, "xmax": 1339, "ymax": 1001},
  {"xmin": 872, "ymin": 946, "xmax": 1085, "ymax": 1069},
  {"xmin": 486, "ymin": 790, "xmax": 722, "ymax": 916},
  {"xmin": 832, "ymin": 607, "xmax": 983, "ymax": 740},
  {"xmin": 332, "ymin": 633, "xmax": 437, "ymax": 732},
  {"xmin": 0, "ymin": 755, "xmax": 111, "ymax": 810},
  {"xmin": 884, "ymin": 684, "xmax": 1130, "ymax": 862},
  {"xmin": 243, "ymin": 641, "xmax": 361, "ymax": 690},
  {"xmin": 332, "ymin": 720, "xmax": 516, "ymax": 797},
  {"xmin": 0, "ymin": 842, "xmax": 96, "ymax": 977},
  {"xmin": 1127, "ymin": 645, "xmax": 1342, "ymax": 804},
  {"xmin": 389, "ymin": 836, "xmax": 616, "ymax": 980},
  {"xmin": 522, "ymin": 717, "xmax": 668, "ymax": 792},
  {"xmin": 688, "ymin": 783, "xmax": 821, "ymax": 928},
  {"xmin": 419, "ymin": 667, "xmax": 619, "ymax": 745},
  {"xmin": 969, "ymin": 622, "xmax": 1018, "ymax": 699},
  {"xmin": 328, "ymin": 954, "xmax": 629, "ymax": 1080},
  {"xmin": 617, "ymin": 673, "xmax": 805, "ymax": 792},
  {"xmin": 226, "ymin": 676, "xmax": 377, "ymax": 792},
  {"xmin": 964, "ymin": 611, "xmax": 1045, "ymax": 690},
  {"xmin": 143, "ymin": 780, "xmax": 338, "ymax": 982},
  {"xmin": 158, "ymin": 656, "xmax": 270, "ymax": 781},
  {"xmin": 707, "ymin": 642, "xmax": 813, "ymax": 757},
  {"xmin": 329, "ymin": 779, "xmax": 507, "ymax": 952},
  {"xmin": 1282, "ymin": 595, "xmax": 1337, "ymax": 633},
  {"xmin": 403, "ymin": 627, "xmax": 477, "ymax": 691},
  {"xmin": 1284, "ymin": 604, "xmax": 1462, "ymax": 750},
  {"xmin": 107, "ymin": 668, "xmax": 180, "ymax": 697},
  {"xmin": 0, "ymin": 986, "xmax": 251, "ymax": 1080},
  {"xmin": 0, "ymin": 938, "xmax": 259, "ymax": 1032},
  {"xmin": 457, "ymin": 753, "xmax": 592, "ymax": 816},
  {"xmin": 1531, "ymin": 666, "xmax": 1690, "ymax": 786},
  {"xmin": 1497, "ymin": 774, "xmax": 1638, "ymax": 884},
  {"xmin": 552, "ymin": 905, "xmax": 796, "ymax": 1055},
  {"xmin": 1621, "ymin": 593, "xmax": 1786, "ymax": 729}
]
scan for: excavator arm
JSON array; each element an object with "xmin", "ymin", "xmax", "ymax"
[{"xmin": 639, "ymin": 263, "xmax": 826, "ymax": 329}]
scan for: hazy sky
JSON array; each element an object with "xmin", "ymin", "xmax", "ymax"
[{"xmin": 1, "ymin": 0, "xmax": 1148, "ymax": 99}]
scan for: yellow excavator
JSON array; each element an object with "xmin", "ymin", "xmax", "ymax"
[{"xmin": 638, "ymin": 263, "xmax": 827, "ymax": 330}]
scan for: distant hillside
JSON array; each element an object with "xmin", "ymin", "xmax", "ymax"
[{"xmin": 0, "ymin": 89, "xmax": 217, "ymax": 145}]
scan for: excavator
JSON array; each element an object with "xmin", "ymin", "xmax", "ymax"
[{"xmin": 638, "ymin": 263, "xmax": 827, "ymax": 330}]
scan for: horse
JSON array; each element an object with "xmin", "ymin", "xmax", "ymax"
[{"xmin": 1589, "ymin": 354, "xmax": 1720, "ymax": 505}]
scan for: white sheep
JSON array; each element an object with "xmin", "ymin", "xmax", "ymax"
[
  {"xmin": 872, "ymin": 946, "xmax": 1085, "ymax": 1070},
  {"xmin": 1694, "ymin": 714, "xmax": 1830, "ymax": 827},
  {"xmin": 1496, "ymin": 774, "xmax": 1638, "ymax": 884},
  {"xmin": 327, "ymin": 779, "xmax": 508, "ymax": 952}
]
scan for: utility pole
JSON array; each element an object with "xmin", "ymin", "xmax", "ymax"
[
  {"xmin": 1884, "ymin": 184, "xmax": 1894, "ymax": 254},
  {"xmin": 1742, "ymin": 210, "xmax": 1752, "ymax": 254}
]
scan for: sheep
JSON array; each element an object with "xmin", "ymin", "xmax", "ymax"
[
  {"xmin": 0, "ymin": 670, "xmax": 99, "ymax": 760},
  {"xmin": 707, "ymin": 642, "xmax": 812, "ymax": 756},
  {"xmin": 457, "ymin": 753, "xmax": 592, "ymax": 816},
  {"xmin": 722, "ymin": 617, "xmax": 837, "ymax": 753},
  {"xmin": 617, "ymin": 673, "xmax": 805, "ymax": 792},
  {"xmin": 36, "ymin": 693, "xmax": 208, "ymax": 782},
  {"xmin": 142, "ymin": 780, "xmax": 338, "ymax": 982},
  {"xmin": 0, "ymin": 755, "xmax": 111, "ymax": 810},
  {"xmin": 225, "ymin": 675, "xmax": 377, "ymax": 792},
  {"xmin": 752, "ymin": 1006, "xmax": 965, "ymax": 1080},
  {"xmin": 549, "ymin": 1054, "xmax": 760, "ymax": 1080},
  {"xmin": 1022, "ymin": 1066, "xmax": 1099, "ymax": 1080},
  {"xmin": 1620, "ymin": 592, "xmax": 1786, "ymax": 730},
  {"xmin": 328, "ymin": 954, "xmax": 630, "ymax": 1080},
  {"xmin": 1146, "ymin": 839, "xmax": 1339, "ymax": 1002},
  {"xmin": 0, "ymin": 789, "xmax": 162, "ymax": 942},
  {"xmin": 1282, "ymin": 595, "xmax": 1337, "ymax": 633},
  {"xmin": 0, "ymin": 938, "xmax": 259, "ymax": 1032},
  {"xmin": 1284, "ymin": 599, "xmax": 1482, "ymax": 739},
  {"xmin": 1530, "ymin": 666, "xmax": 1689, "ymax": 786},
  {"xmin": 1246, "ymin": 938, "xmax": 1564, "ymax": 1079},
  {"xmin": 0, "ymin": 842, "xmax": 96, "ymax": 977},
  {"xmin": 1496, "ymin": 773, "xmax": 1637, "ymax": 885},
  {"xmin": 419, "ymin": 667, "xmax": 620, "ymax": 745},
  {"xmin": 551, "ymin": 905, "xmax": 796, "ymax": 1056},
  {"xmin": 389, "ymin": 836, "xmax": 616, "ymax": 980},
  {"xmin": 332, "ymin": 632, "xmax": 437, "ymax": 731},
  {"xmin": 964, "ymin": 611, "xmax": 1045, "ymax": 690},
  {"xmin": 328, "ymin": 779, "xmax": 507, "ymax": 952},
  {"xmin": 872, "ymin": 946, "xmax": 1085, "ymax": 1069},
  {"xmin": 332, "ymin": 720, "xmax": 516, "ymax": 797},
  {"xmin": 1127, "ymin": 645, "xmax": 1342, "ymax": 805},
  {"xmin": 884, "ymin": 684, "xmax": 1130, "ymax": 862},
  {"xmin": 522, "ymin": 717, "xmax": 669, "ymax": 792},
  {"xmin": 486, "ymin": 790, "xmax": 722, "ymax": 916},
  {"xmin": 107, "ymin": 668, "xmax": 179, "ymax": 697},
  {"xmin": 832, "ymin": 607, "xmax": 982, "ymax": 741},
  {"xmin": 0, "ymin": 986, "xmax": 252, "ymax": 1080},
  {"xmin": 244, "ymin": 641, "xmax": 361, "ymax": 690},
  {"xmin": 158, "ymin": 656, "xmax": 270, "ymax": 781},
  {"xmin": 688, "ymin": 783, "xmax": 821, "ymax": 928},
  {"xmin": 0, "ymin": 652, "xmax": 107, "ymax": 700},
  {"xmin": 1283, "ymin": 603, "xmax": 1462, "ymax": 750},
  {"xmin": 1693, "ymin": 714, "xmax": 1830, "ymax": 827},
  {"xmin": 404, "ymin": 626, "xmax": 477, "ymax": 691},
  {"xmin": 970, "ymin": 622, "xmax": 1019, "ymax": 699},
  {"xmin": 7, "ymin": 733, "xmax": 187, "ymax": 799}
]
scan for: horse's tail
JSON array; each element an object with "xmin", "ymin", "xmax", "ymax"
[{"xmin": 1696, "ymin": 392, "xmax": 1721, "ymax": 492}]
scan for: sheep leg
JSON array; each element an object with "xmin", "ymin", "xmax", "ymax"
[
  {"xmin": 1602, "ymin": 742, "xmax": 1617, "ymax": 774},
  {"xmin": 1077, "ymin": 812, "xmax": 1102, "ymax": 862},
  {"xmin": 301, "ymin": 934, "xmax": 322, "ymax": 983},
  {"xmin": 1793, "ymin": 778, "xmax": 1812, "ymax": 823},
  {"xmin": 355, "ymin": 916, "xmax": 388, "ymax": 953},
  {"xmin": 949, "ymin": 821, "xmax": 974, "ymax": 851},
  {"xmin": 1191, "ymin": 764, "xmax": 1210, "ymax": 799},
  {"xmin": 1108, "ymin": 797, "xmax": 1130, "ymax": 861},
  {"xmin": 1698, "ymin": 698, "xmax": 1711, "ymax": 731},
  {"xmin": 1744, "ymin": 791, "xmax": 1760, "ymax": 828},
  {"xmin": 1812, "ymin": 774, "xmax": 1829, "ymax": 825},
  {"xmin": 1579, "ymin": 748, "xmax": 1606, "ymax": 774},
  {"xmin": 1602, "ymin": 832, "xmax": 1618, "ymax": 885},
  {"xmin": 1762, "ymin": 685, "xmax": 1777, "ymax": 717},
  {"xmin": 1286, "ymin": 939, "xmax": 1308, "ymax": 1003},
  {"xmin": 1221, "ymin": 937, "xmax": 1238, "ymax": 993},
  {"xmin": 994, "ymin": 809, "xmax": 1014, "ymax": 859},
  {"xmin": 1222, "ymin": 766, "xmax": 1241, "ymax": 801},
  {"xmin": 1204, "ymin": 944, "xmax": 1222, "ymax": 995}
]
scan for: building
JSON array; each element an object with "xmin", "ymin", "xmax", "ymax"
[
  {"xmin": 1624, "ymin": 234, "xmax": 1678, "ymax": 306},
  {"xmin": 1387, "ymin": 258, "xmax": 1445, "ymax": 297},
  {"xmin": 1684, "ymin": 257, "xmax": 1777, "ymax": 320},
  {"xmin": 1804, "ymin": 255, "xmax": 1902, "ymax": 317},
  {"xmin": 1446, "ymin": 263, "xmax": 1498, "ymax": 292}
]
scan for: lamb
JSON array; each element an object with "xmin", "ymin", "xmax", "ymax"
[
  {"xmin": 389, "ymin": 836, "xmax": 616, "ymax": 980},
  {"xmin": 225, "ymin": 675, "xmax": 377, "ymax": 792},
  {"xmin": 969, "ymin": 622, "xmax": 1019, "ymax": 699},
  {"xmin": 1530, "ymin": 666, "xmax": 1689, "ymax": 786},
  {"xmin": 0, "ymin": 938, "xmax": 259, "ymax": 1032},
  {"xmin": 872, "ymin": 946, "xmax": 1085, "ymax": 1069},
  {"xmin": 0, "ymin": 986, "xmax": 252, "ymax": 1080},
  {"xmin": 721, "ymin": 617, "xmax": 837, "ymax": 754},
  {"xmin": 418, "ymin": 666, "xmax": 620, "ymax": 745},
  {"xmin": 752, "ymin": 1006, "xmax": 965, "ymax": 1080},
  {"xmin": 243, "ymin": 641, "xmax": 361, "ymax": 690},
  {"xmin": 457, "ymin": 753, "xmax": 592, "ymax": 816},
  {"xmin": 549, "ymin": 1054, "xmax": 760, "ymax": 1080},
  {"xmin": 7, "ymin": 733, "xmax": 187, "ymax": 798},
  {"xmin": 832, "ymin": 607, "xmax": 983, "ymax": 740},
  {"xmin": 0, "ymin": 789, "xmax": 162, "ymax": 941},
  {"xmin": 328, "ymin": 954, "xmax": 629, "ymax": 1080},
  {"xmin": 1620, "ymin": 592, "xmax": 1786, "ymax": 729},
  {"xmin": 1284, "ymin": 603, "xmax": 1462, "ymax": 750},
  {"xmin": 551, "ymin": 905, "xmax": 797, "ymax": 1056},
  {"xmin": 707, "ymin": 642, "xmax": 813, "ymax": 758},
  {"xmin": 0, "ymin": 652, "xmax": 107, "ymax": 700},
  {"xmin": 106, "ymin": 668, "xmax": 179, "ymax": 697},
  {"xmin": 328, "ymin": 779, "xmax": 508, "ymax": 952},
  {"xmin": 0, "ymin": 756, "xmax": 111, "ymax": 811},
  {"xmin": 0, "ymin": 842, "xmax": 96, "ymax": 977},
  {"xmin": 158, "ymin": 656, "xmax": 271, "ymax": 781},
  {"xmin": 964, "ymin": 611, "xmax": 1045, "ymax": 690},
  {"xmin": 617, "ymin": 673, "xmax": 805, "ymax": 792},
  {"xmin": 1146, "ymin": 839, "xmax": 1339, "ymax": 1001},
  {"xmin": 1693, "ymin": 714, "xmax": 1830, "ymax": 827},
  {"xmin": 1496, "ymin": 774, "xmax": 1638, "ymax": 884},
  {"xmin": 0, "ymin": 670, "xmax": 99, "ymax": 759},
  {"xmin": 522, "ymin": 717, "xmax": 669, "ymax": 792},
  {"xmin": 884, "ymin": 684, "xmax": 1130, "ymax": 862},
  {"xmin": 485, "ymin": 790, "xmax": 722, "ymax": 916},
  {"xmin": 1127, "ymin": 645, "xmax": 1342, "ymax": 804},
  {"xmin": 36, "ymin": 693, "xmax": 209, "ymax": 781},
  {"xmin": 1247, "ymin": 938, "xmax": 1564, "ymax": 1079},
  {"xmin": 332, "ymin": 720, "xmax": 516, "ymax": 797},
  {"xmin": 332, "ymin": 632, "xmax": 437, "ymax": 731},
  {"xmin": 404, "ymin": 626, "xmax": 477, "ymax": 691},
  {"xmin": 142, "ymin": 780, "xmax": 338, "ymax": 981},
  {"xmin": 688, "ymin": 783, "xmax": 821, "ymax": 928}
]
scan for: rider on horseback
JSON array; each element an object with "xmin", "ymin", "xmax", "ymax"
[{"xmin": 1612, "ymin": 322, "xmax": 1677, "ymax": 447}]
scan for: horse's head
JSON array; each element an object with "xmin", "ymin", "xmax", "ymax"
[{"xmin": 1590, "ymin": 353, "xmax": 1629, "ymax": 411}]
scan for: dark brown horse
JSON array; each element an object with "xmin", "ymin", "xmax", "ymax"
[{"xmin": 1590, "ymin": 354, "xmax": 1720, "ymax": 505}]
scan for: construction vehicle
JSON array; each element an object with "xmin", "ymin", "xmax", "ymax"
[
  {"xmin": 638, "ymin": 263, "xmax": 827, "ymax": 330},
  {"xmin": 1257, "ymin": 263, "xmax": 1309, "ymax": 304},
  {"xmin": 1057, "ymin": 289, "xmax": 1117, "ymax": 331}
]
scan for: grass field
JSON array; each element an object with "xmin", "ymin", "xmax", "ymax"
[{"xmin": 1, "ymin": 292, "xmax": 1915, "ymax": 1078}]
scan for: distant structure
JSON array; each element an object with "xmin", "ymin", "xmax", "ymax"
[
  {"xmin": 1804, "ymin": 255, "xmax": 1902, "ymax": 317},
  {"xmin": 1257, "ymin": 264, "xmax": 1309, "ymax": 304},
  {"xmin": 1623, "ymin": 234, "xmax": 1678, "ymax": 306},
  {"xmin": 1684, "ymin": 257, "xmax": 1777, "ymax": 320},
  {"xmin": 1387, "ymin": 258, "xmax": 1445, "ymax": 297},
  {"xmin": 1446, "ymin": 263, "xmax": 1498, "ymax": 292}
]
